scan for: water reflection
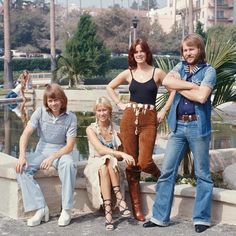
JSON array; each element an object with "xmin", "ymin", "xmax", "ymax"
[{"xmin": 0, "ymin": 102, "xmax": 236, "ymax": 160}]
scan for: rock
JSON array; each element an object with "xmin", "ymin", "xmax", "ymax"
[{"xmin": 223, "ymin": 163, "xmax": 236, "ymax": 190}]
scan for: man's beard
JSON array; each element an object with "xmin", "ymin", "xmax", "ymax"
[{"xmin": 184, "ymin": 55, "xmax": 199, "ymax": 65}]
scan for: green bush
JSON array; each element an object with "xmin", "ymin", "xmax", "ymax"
[
  {"xmin": 0, "ymin": 58, "xmax": 51, "ymax": 72},
  {"xmin": 108, "ymin": 56, "xmax": 128, "ymax": 70}
]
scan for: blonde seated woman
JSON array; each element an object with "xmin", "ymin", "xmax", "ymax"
[{"xmin": 84, "ymin": 97, "xmax": 135, "ymax": 231}]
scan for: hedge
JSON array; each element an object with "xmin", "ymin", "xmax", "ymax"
[
  {"xmin": 0, "ymin": 56, "xmax": 129, "ymax": 72},
  {"xmin": 0, "ymin": 58, "xmax": 51, "ymax": 72}
]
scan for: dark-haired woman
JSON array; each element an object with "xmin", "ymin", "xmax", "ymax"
[
  {"xmin": 16, "ymin": 83, "xmax": 78, "ymax": 227},
  {"xmin": 106, "ymin": 38, "xmax": 175, "ymax": 221}
]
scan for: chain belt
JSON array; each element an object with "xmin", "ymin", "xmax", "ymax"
[{"xmin": 126, "ymin": 103, "xmax": 155, "ymax": 135}]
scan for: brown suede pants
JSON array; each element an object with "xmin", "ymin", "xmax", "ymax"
[{"xmin": 120, "ymin": 107, "xmax": 160, "ymax": 176}]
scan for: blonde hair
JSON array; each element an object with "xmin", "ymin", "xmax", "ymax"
[{"xmin": 94, "ymin": 97, "xmax": 112, "ymax": 116}]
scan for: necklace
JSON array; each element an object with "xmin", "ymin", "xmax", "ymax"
[{"xmin": 97, "ymin": 122, "xmax": 112, "ymax": 134}]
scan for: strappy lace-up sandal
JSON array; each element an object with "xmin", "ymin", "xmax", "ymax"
[
  {"xmin": 113, "ymin": 186, "xmax": 131, "ymax": 218},
  {"xmin": 103, "ymin": 199, "xmax": 114, "ymax": 231}
]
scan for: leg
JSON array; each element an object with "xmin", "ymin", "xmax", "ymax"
[
  {"xmin": 106, "ymin": 162, "xmax": 131, "ymax": 217},
  {"xmin": 138, "ymin": 110, "xmax": 160, "ymax": 178},
  {"xmin": 16, "ymin": 152, "xmax": 49, "ymax": 226},
  {"xmin": 151, "ymin": 129, "xmax": 188, "ymax": 226},
  {"xmin": 57, "ymin": 154, "xmax": 77, "ymax": 210},
  {"xmin": 16, "ymin": 153, "xmax": 47, "ymax": 212},
  {"xmin": 56, "ymin": 154, "xmax": 77, "ymax": 227},
  {"xmin": 126, "ymin": 167, "xmax": 145, "ymax": 221},
  {"xmin": 120, "ymin": 108, "xmax": 144, "ymax": 221},
  {"xmin": 188, "ymin": 130, "xmax": 213, "ymax": 227},
  {"xmin": 99, "ymin": 163, "xmax": 114, "ymax": 230}
]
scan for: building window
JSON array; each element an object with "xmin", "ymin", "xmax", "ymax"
[
  {"xmin": 217, "ymin": 10, "xmax": 224, "ymax": 19},
  {"xmin": 217, "ymin": 0, "xmax": 225, "ymax": 6},
  {"xmin": 202, "ymin": 11, "xmax": 204, "ymax": 18}
]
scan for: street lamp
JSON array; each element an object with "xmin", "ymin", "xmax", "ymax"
[
  {"xmin": 129, "ymin": 26, "xmax": 133, "ymax": 49},
  {"xmin": 176, "ymin": 11, "xmax": 185, "ymax": 39},
  {"xmin": 132, "ymin": 16, "xmax": 139, "ymax": 42}
]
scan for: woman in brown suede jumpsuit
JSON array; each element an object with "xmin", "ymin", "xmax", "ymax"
[{"xmin": 106, "ymin": 38, "xmax": 175, "ymax": 221}]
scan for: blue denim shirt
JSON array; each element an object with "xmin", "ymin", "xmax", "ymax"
[{"xmin": 167, "ymin": 61, "xmax": 217, "ymax": 137}]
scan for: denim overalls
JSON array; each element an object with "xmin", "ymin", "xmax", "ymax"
[{"xmin": 16, "ymin": 107, "xmax": 79, "ymax": 212}]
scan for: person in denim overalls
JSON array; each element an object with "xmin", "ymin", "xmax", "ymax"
[
  {"xmin": 15, "ymin": 84, "xmax": 79, "ymax": 227},
  {"xmin": 143, "ymin": 34, "xmax": 217, "ymax": 233}
]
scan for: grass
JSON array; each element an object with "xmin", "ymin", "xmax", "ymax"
[
  {"xmin": 142, "ymin": 172, "xmax": 229, "ymax": 189},
  {"xmin": 0, "ymin": 88, "xmax": 8, "ymax": 96}
]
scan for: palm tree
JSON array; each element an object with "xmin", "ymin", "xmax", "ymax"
[
  {"xmin": 50, "ymin": 0, "xmax": 56, "ymax": 81},
  {"xmin": 3, "ymin": 0, "xmax": 13, "ymax": 89},
  {"xmin": 56, "ymin": 54, "xmax": 83, "ymax": 87},
  {"xmin": 156, "ymin": 36, "xmax": 236, "ymax": 175}
]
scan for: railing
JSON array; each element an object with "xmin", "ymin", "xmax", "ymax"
[{"xmin": 30, "ymin": 72, "xmax": 52, "ymax": 88}]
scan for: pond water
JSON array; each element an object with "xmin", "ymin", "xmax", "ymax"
[{"xmin": 0, "ymin": 102, "xmax": 236, "ymax": 161}]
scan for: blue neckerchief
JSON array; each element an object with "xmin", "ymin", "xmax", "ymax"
[{"xmin": 183, "ymin": 61, "xmax": 207, "ymax": 81}]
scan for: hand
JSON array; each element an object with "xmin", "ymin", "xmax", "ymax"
[
  {"xmin": 40, "ymin": 157, "xmax": 54, "ymax": 170},
  {"xmin": 121, "ymin": 153, "xmax": 135, "ymax": 166},
  {"xmin": 15, "ymin": 157, "xmax": 27, "ymax": 173},
  {"xmin": 117, "ymin": 102, "xmax": 127, "ymax": 111},
  {"xmin": 157, "ymin": 109, "xmax": 166, "ymax": 123}
]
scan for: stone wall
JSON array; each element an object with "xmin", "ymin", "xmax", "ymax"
[{"xmin": 1, "ymin": 149, "xmax": 236, "ymax": 225}]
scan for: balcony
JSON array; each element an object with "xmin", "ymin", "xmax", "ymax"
[
  {"xmin": 208, "ymin": 2, "xmax": 232, "ymax": 9},
  {"xmin": 208, "ymin": 16, "xmax": 233, "ymax": 22}
]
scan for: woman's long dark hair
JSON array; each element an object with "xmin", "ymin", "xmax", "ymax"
[{"xmin": 128, "ymin": 38, "xmax": 153, "ymax": 69}]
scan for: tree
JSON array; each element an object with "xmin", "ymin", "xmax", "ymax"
[
  {"xmin": 10, "ymin": 10, "xmax": 50, "ymax": 50},
  {"xmin": 3, "ymin": 0, "xmax": 13, "ymax": 89},
  {"xmin": 141, "ymin": 0, "xmax": 158, "ymax": 10},
  {"xmin": 56, "ymin": 13, "xmax": 110, "ymax": 87},
  {"xmin": 50, "ymin": 0, "xmax": 56, "ymax": 79},
  {"xmin": 131, "ymin": 0, "xmax": 138, "ymax": 10},
  {"xmin": 95, "ymin": 7, "xmax": 131, "ymax": 54},
  {"xmin": 195, "ymin": 21, "xmax": 206, "ymax": 43},
  {"xmin": 207, "ymin": 24, "xmax": 236, "ymax": 43},
  {"xmin": 144, "ymin": 20, "xmax": 166, "ymax": 54}
]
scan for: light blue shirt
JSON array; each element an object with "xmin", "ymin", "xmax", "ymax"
[{"xmin": 28, "ymin": 107, "xmax": 77, "ymax": 145}]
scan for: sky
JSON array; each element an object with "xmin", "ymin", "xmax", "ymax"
[{"xmin": 56, "ymin": 0, "xmax": 167, "ymax": 9}]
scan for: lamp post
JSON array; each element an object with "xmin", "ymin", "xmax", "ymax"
[
  {"xmin": 132, "ymin": 16, "xmax": 139, "ymax": 42},
  {"xmin": 129, "ymin": 26, "xmax": 133, "ymax": 49},
  {"xmin": 176, "ymin": 11, "xmax": 185, "ymax": 39}
]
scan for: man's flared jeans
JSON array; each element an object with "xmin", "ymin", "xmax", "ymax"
[{"xmin": 151, "ymin": 120, "xmax": 213, "ymax": 226}]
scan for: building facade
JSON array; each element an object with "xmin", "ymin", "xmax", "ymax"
[{"xmin": 149, "ymin": 0, "xmax": 235, "ymax": 33}]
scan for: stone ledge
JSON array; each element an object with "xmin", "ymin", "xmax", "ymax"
[
  {"xmin": 140, "ymin": 182, "xmax": 236, "ymax": 225},
  {"xmin": 1, "ymin": 152, "xmax": 236, "ymax": 225}
]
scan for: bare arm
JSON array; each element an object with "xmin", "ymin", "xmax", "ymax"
[
  {"xmin": 106, "ymin": 69, "xmax": 130, "ymax": 110},
  {"xmin": 16, "ymin": 125, "xmax": 34, "ymax": 173},
  {"xmin": 86, "ymin": 126, "xmax": 134, "ymax": 166},
  {"xmin": 162, "ymin": 71, "xmax": 198, "ymax": 90},
  {"xmin": 154, "ymin": 69, "xmax": 176, "ymax": 122},
  {"xmin": 179, "ymin": 85, "xmax": 212, "ymax": 104}
]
